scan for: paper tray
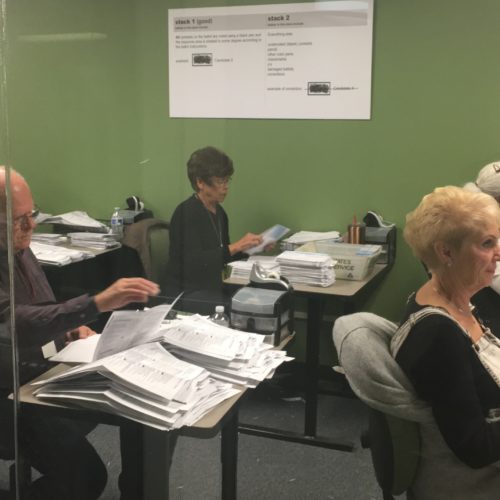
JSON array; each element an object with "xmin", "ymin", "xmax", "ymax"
[{"xmin": 297, "ymin": 242, "xmax": 382, "ymax": 280}]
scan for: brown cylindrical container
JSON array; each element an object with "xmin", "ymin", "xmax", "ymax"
[{"xmin": 347, "ymin": 218, "xmax": 366, "ymax": 244}]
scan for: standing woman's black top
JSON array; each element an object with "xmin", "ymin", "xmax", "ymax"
[{"xmin": 165, "ymin": 194, "xmax": 243, "ymax": 294}]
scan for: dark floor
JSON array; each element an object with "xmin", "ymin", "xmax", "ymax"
[{"xmin": 0, "ymin": 366, "xmax": 388, "ymax": 499}]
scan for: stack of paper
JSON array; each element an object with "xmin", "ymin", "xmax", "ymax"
[
  {"xmin": 276, "ymin": 251, "xmax": 336, "ymax": 287},
  {"xmin": 50, "ymin": 305, "xmax": 292, "ymax": 389},
  {"xmin": 34, "ymin": 342, "xmax": 239, "ymax": 431},
  {"xmin": 159, "ymin": 315, "xmax": 292, "ymax": 388},
  {"xmin": 280, "ymin": 231, "xmax": 342, "ymax": 251},
  {"xmin": 69, "ymin": 232, "xmax": 120, "ymax": 250},
  {"xmin": 50, "ymin": 304, "xmax": 176, "ymax": 363},
  {"xmin": 228, "ymin": 256, "xmax": 280, "ymax": 281},
  {"xmin": 93, "ymin": 304, "xmax": 173, "ymax": 360},
  {"xmin": 34, "ymin": 212, "xmax": 53, "ymax": 224},
  {"xmin": 31, "ymin": 233, "xmax": 67, "ymax": 245},
  {"xmin": 37, "ymin": 304, "xmax": 291, "ymax": 430},
  {"xmin": 30, "ymin": 241, "xmax": 94, "ymax": 266},
  {"xmin": 50, "ymin": 334, "xmax": 101, "ymax": 364},
  {"xmin": 40, "ymin": 211, "xmax": 109, "ymax": 233}
]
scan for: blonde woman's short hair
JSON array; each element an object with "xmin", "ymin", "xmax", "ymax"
[{"xmin": 404, "ymin": 186, "xmax": 500, "ymax": 271}]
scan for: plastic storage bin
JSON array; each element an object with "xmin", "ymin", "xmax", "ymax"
[
  {"xmin": 230, "ymin": 287, "xmax": 293, "ymax": 345},
  {"xmin": 297, "ymin": 242, "xmax": 382, "ymax": 280}
]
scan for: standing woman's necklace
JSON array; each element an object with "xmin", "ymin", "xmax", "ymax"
[{"xmin": 196, "ymin": 194, "xmax": 223, "ymax": 248}]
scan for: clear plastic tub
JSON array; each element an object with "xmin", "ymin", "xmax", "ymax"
[{"xmin": 297, "ymin": 242, "xmax": 382, "ymax": 280}]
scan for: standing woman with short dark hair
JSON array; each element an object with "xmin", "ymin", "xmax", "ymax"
[{"xmin": 164, "ymin": 147, "xmax": 262, "ymax": 311}]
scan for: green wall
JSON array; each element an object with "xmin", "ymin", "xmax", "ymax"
[{"xmin": 5, "ymin": 0, "xmax": 500, "ymax": 328}]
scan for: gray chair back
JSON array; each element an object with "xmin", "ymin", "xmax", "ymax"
[{"xmin": 122, "ymin": 218, "xmax": 170, "ymax": 286}]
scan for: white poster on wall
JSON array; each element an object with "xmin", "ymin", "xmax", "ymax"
[{"xmin": 168, "ymin": 1, "xmax": 373, "ymax": 120}]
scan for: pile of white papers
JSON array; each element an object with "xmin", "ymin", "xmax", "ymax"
[
  {"xmin": 31, "ymin": 233, "xmax": 67, "ymax": 245},
  {"xmin": 69, "ymin": 232, "xmax": 120, "ymax": 250},
  {"xmin": 37, "ymin": 304, "xmax": 291, "ymax": 430},
  {"xmin": 159, "ymin": 315, "xmax": 292, "ymax": 388},
  {"xmin": 30, "ymin": 241, "xmax": 94, "ymax": 266},
  {"xmin": 276, "ymin": 251, "xmax": 336, "ymax": 287},
  {"xmin": 40, "ymin": 211, "xmax": 109, "ymax": 232},
  {"xmin": 50, "ymin": 334, "xmax": 101, "ymax": 364},
  {"xmin": 93, "ymin": 304, "xmax": 173, "ymax": 360},
  {"xmin": 280, "ymin": 231, "xmax": 342, "ymax": 251},
  {"xmin": 34, "ymin": 342, "xmax": 239, "ymax": 431},
  {"xmin": 228, "ymin": 256, "xmax": 280, "ymax": 281},
  {"xmin": 50, "ymin": 304, "xmax": 175, "ymax": 364}
]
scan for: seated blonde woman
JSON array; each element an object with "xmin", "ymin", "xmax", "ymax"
[{"xmin": 393, "ymin": 186, "xmax": 500, "ymax": 499}]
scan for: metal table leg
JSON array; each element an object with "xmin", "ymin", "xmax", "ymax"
[
  {"xmin": 221, "ymin": 408, "xmax": 239, "ymax": 500},
  {"xmin": 142, "ymin": 427, "xmax": 177, "ymax": 500},
  {"xmin": 304, "ymin": 294, "xmax": 325, "ymax": 437}
]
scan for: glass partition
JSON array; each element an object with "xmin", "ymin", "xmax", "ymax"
[
  {"xmin": 4, "ymin": 0, "xmax": 140, "ymax": 498},
  {"xmin": 3, "ymin": 1, "xmax": 499, "ymax": 499},
  {"xmin": 2, "ymin": 0, "xmax": 297, "ymax": 498},
  {"xmin": 2, "ymin": 0, "xmax": 236, "ymax": 497},
  {"xmin": 0, "ymin": 174, "xmax": 17, "ymax": 497},
  {"xmin": 1, "ymin": 0, "xmax": 18, "ymax": 493}
]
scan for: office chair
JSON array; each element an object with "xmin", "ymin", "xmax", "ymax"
[
  {"xmin": 360, "ymin": 408, "xmax": 420, "ymax": 500},
  {"xmin": 332, "ymin": 312, "xmax": 430, "ymax": 500},
  {"xmin": 122, "ymin": 218, "xmax": 170, "ymax": 286},
  {"xmin": 148, "ymin": 220, "xmax": 170, "ymax": 287}
]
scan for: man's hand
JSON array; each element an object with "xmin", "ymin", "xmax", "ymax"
[
  {"xmin": 229, "ymin": 233, "xmax": 263, "ymax": 255},
  {"xmin": 65, "ymin": 325, "xmax": 96, "ymax": 344},
  {"xmin": 94, "ymin": 278, "xmax": 160, "ymax": 313}
]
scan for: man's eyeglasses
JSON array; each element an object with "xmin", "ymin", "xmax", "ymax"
[
  {"xmin": 13, "ymin": 208, "xmax": 39, "ymax": 228},
  {"xmin": 211, "ymin": 177, "xmax": 232, "ymax": 186}
]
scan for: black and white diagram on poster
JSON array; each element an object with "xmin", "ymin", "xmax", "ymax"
[{"xmin": 168, "ymin": 1, "xmax": 373, "ymax": 120}]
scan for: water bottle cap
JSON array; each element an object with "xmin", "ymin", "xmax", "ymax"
[{"xmin": 215, "ymin": 305, "xmax": 225, "ymax": 313}]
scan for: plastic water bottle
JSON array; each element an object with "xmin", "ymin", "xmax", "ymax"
[
  {"xmin": 210, "ymin": 305, "xmax": 229, "ymax": 327},
  {"xmin": 110, "ymin": 207, "xmax": 124, "ymax": 240}
]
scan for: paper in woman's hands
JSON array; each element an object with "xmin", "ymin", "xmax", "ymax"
[{"xmin": 245, "ymin": 224, "xmax": 290, "ymax": 256}]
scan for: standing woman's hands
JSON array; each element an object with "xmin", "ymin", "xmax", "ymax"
[{"xmin": 229, "ymin": 233, "xmax": 263, "ymax": 255}]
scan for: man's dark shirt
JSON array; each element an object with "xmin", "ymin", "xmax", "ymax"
[{"xmin": 0, "ymin": 248, "xmax": 99, "ymax": 386}]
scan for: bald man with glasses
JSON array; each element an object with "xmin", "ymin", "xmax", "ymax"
[{"xmin": 0, "ymin": 167, "xmax": 160, "ymax": 499}]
